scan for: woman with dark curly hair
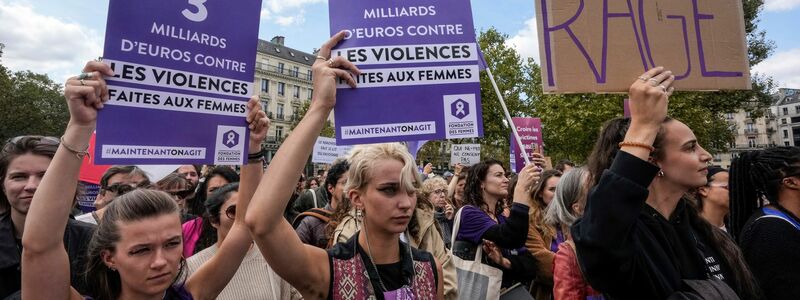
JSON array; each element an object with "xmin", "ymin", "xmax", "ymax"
[
  {"xmin": 182, "ymin": 166, "xmax": 239, "ymax": 257},
  {"xmin": 453, "ymin": 158, "xmax": 542, "ymax": 290}
]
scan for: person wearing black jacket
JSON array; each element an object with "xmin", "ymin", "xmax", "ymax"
[
  {"xmin": 573, "ymin": 67, "xmax": 761, "ymax": 299},
  {"xmin": 729, "ymin": 147, "xmax": 800, "ymax": 300},
  {"xmin": 0, "ymin": 136, "xmax": 95, "ymax": 299}
]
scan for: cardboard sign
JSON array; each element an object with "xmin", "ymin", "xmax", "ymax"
[
  {"xmin": 96, "ymin": 0, "xmax": 262, "ymax": 164},
  {"xmin": 329, "ymin": 0, "xmax": 483, "ymax": 145},
  {"xmin": 450, "ymin": 143, "xmax": 481, "ymax": 166},
  {"xmin": 312, "ymin": 137, "xmax": 354, "ymax": 164},
  {"xmin": 509, "ymin": 117, "xmax": 544, "ymax": 173},
  {"xmin": 535, "ymin": 0, "xmax": 751, "ymax": 93}
]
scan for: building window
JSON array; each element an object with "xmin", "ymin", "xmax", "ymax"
[
  {"xmin": 261, "ymin": 79, "xmax": 269, "ymax": 92},
  {"xmin": 261, "ymin": 100, "xmax": 268, "ymax": 112},
  {"xmin": 278, "ymin": 82, "xmax": 285, "ymax": 96},
  {"xmin": 293, "ymin": 66, "xmax": 299, "ymax": 77},
  {"xmin": 293, "ymin": 86, "xmax": 300, "ymax": 98},
  {"xmin": 784, "ymin": 129, "xmax": 789, "ymax": 139},
  {"xmin": 786, "ymin": 142, "xmax": 791, "ymax": 146},
  {"xmin": 725, "ymin": 113, "xmax": 734, "ymax": 120},
  {"xmin": 292, "ymin": 106, "xmax": 299, "ymax": 120},
  {"xmin": 748, "ymin": 137, "xmax": 756, "ymax": 148},
  {"xmin": 308, "ymin": 88, "xmax": 313, "ymax": 100},
  {"xmin": 307, "ymin": 70, "xmax": 312, "ymax": 80},
  {"xmin": 278, "ymin": 62, "xmax": 285, "ymax": 74},
  {"xmin": 796, "ymin": 106, "xmax": 800, "ymax": 114},
  {"xmin": 276, "ymin": 126, "xmax": 283, "ymax": 140},
  {"xmin": 783, "ymin": 118, "xmax": 788, "ymax": 125},
  {"xmin": 783, "ymin": 107, "xmax": 789, "ymax": 115},
  {"xmin": 277, "ymin": 103, "xmax": 284, "ymax": 120}
]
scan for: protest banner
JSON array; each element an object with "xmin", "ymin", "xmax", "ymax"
[
  {"xmin": 510, "ymin": 117, "xmax": 544, "ymax": 173},
  {"xmin": 450, "ymin": 143, "xmax": 481, "ymax": 166},
  {"xmin": 77, "ymin": 182, "xmax": 101, "ymax": 213},
  {"xmin": 96, "ymin": 0, "xmax": 262, "ymax": 164},
  {"xmin": 328, "ymin": 0, "xmax": 483, "ymax": 145},
  {"xmin": 535, "ymin": 0, "xmax": 750, "ymax": 93},
  {"xmin": 312, "ymin": 137, "xmax": 354, "ymax": 164}
]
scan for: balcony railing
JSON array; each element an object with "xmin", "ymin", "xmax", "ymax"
[
  {"xmin": 255, "ymin": 63, "xmax": 313, "ymax": 80},
  {"xmin": 744, "ymin": 128, "xmax": 759, "ymax": 135}
]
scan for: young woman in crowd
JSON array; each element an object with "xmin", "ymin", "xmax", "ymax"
[
  {"xmin": 187, "ymin": 182, "xmax": 299, "ymax": 300},
  {"xmin": 421, "ymin": 176, "xmax": 454, "ymax": 249},
  {"xmin": 156, "ymin": 173, "xmax": 195, "ymax": 222},
  {"xmin": 245, "ymin": 32, "xmax": 444, "ymax": 299},
  {"xmin": 572, "ymin": 67, "xmax": 761, "ymax": 299},
  {"xmin": 544, "ymin": 168, "xmax": 604, "ymax": 300},
  {"xmin": 20, "ymin": 60, "xmax": 269, "ymax": 299},
  {"xmin": 694, "ymin": 166, "xmax": 730, "ymax": 231},
  {"xmin": 447, "ymin": 163, "xmax": 467, "ymax": 208},
  {"xmin": 453, "ymin": 158, "xmax": 541, "ymax": 289},
  {"xmin": 333, "ymin": 180, "xmax": 458, "ymax": 299},
  {"xmin": 1, "ymin": 136, "xmax": 95, "ymax": 298},
  {"xmin": 525, "ymin": 169, "xmax": 562, "ymax": 300},
  {"xmin": 183, "ymin": 165, "xmax": 240, "ymax": 256},
  {"xmin": 730, "ymin": 147, "xmax": 800, "ymax": 299}
]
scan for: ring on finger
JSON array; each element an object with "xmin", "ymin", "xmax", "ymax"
[
  {"xmin": 648, "ymin": 78, "xmax": 659, "ymax": 86},
  {"xmin": 80, "ymin": 79, "xmax": 86, "ymax": 86},
  {"xmin": 638, "ymin": 76, "xmax": 649, "ymax": 82},
  {"xmin": 78, "ymin": 72, "xmax": 93, "ymax": 80},
  {"xmin": 327, "ymin": 58, "xmax": 335, "ymax": 67},
  {"xmin": 658, "ymin": 84, "xmax": 667, "ymax": 93},
  {"xmin": 316, "ymin": 55, "xmax": 328, "ymax": 61}
]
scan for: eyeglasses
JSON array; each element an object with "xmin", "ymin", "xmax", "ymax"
[
  {"xmin": 709, "ymin": 184, "xmax": 729, "ymax": 190},
  {"xmin": 224, "ymin": 205, "xmax": 236, "ymax": 220},
  {"xmin": 432, "ymin": 189, "xmax": 447, "ymax": 195},
  {"xmin": 104, "ymin": 183, "xmax": 135, "ymax": 196},
  {"xmin": 167, "ymin": 189, "xmax": 194, "ymax": 199}
]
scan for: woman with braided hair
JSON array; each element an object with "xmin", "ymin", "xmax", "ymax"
[{"xmin": 729, "ymin": 147, "xmax": 800, "ymax": 300}]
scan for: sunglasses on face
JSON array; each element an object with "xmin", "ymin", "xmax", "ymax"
[
  {"xmin": 708, "ymin": 184, "xmax": 729, "ymax": 190},
  {"xmin": 167, "ymin": 189, "xmax": 194, "ymax": 199},
  {"xmin": 224, "ymin": 205, "xmax": 236, "ymax": 220}
]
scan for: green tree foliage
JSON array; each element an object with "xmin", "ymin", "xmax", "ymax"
[
  {"xmin": 0, "ymin": 63, "xmax": 69, "ymax": 141},
  {"xmin": 291, "ymin": 99, "xmax": 335, "ymax": 138}
]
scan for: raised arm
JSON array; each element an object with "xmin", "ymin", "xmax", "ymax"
[
  {"xmin": 571, "ymin": 67, "xmax": 673, "ymax": 291},
  {"xmin": 21, "ymin": 61, "xmax": 113, "ymax": 300},
  {"xmin": 245, "ymin": 31, "xmax": 360, "ymax": 298},
  {"xmin": 186, "ymin": 96, "xmax": 268, "ymax": 299}
]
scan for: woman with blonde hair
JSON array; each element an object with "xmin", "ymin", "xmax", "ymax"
[{"xmin": 245, "ymin": 32, "xmax": 443, "ymax": 299}]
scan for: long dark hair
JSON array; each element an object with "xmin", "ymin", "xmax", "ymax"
[
  {"xmin": 203, "ymin": 183, "xmax": 240, "ymax": 225},
  {"xmin": 463, "ymin": 159, "xmax": 505, "ymax": 216},
  {"xmin": 730, "ymin": 147, "xmax": 800, "ymax": 238},
  {"xmin": 84, "ymin": 189, "xmax": 185, "ymax": 300},
  {"xmin": 191, "ymin": 167, "xmax": 239, "ymax": 255},
  {"xmin": 587, "ymin": 117, "xmax": 761, "ymax": 299}
]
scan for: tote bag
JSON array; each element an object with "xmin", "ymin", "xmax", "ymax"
[{"xmin": 451, "ymin": 207, "xmax": 503, "ymax": 300}]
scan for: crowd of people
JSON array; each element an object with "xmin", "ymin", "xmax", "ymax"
[{"xmin": 1, "ymin": 32, "xmax": 798, "ymax": 300}]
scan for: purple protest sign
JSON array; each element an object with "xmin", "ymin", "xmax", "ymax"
[
  {"xmin": 328, "ymin": 0, "xmax": 483, "ymax": 145},
  {"xmin": 509, "ymin": 117, "xmax": 543, "ymax": 173},
  {"xmin": 96, "ymin": 0, "xmax": 262, "ymax": 165}
]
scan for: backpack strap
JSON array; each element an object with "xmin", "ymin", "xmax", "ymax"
[
  {"xmin": 758, "ymin": 207, "xmax": 800, "ymax": 231},
  {"xmin": 292, "ymin": 208, "xmax": 332, "ymax": 228}
]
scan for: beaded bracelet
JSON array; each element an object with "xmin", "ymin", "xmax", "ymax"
[{"xmin": 618, "ymin": 141, "xmax": 655, "ymax": 152}]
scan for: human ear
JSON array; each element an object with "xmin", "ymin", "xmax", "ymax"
[
  {"xmin": 101, "ymin": 249, "xmax": 116, "ymax": 269},
  {"xmin": 349, "ymin": 189, "xmax": 363, "ymax": 209},
  {"xmin": 697, "ymin": 186, "xmax": 710, "ymax": 197}
]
